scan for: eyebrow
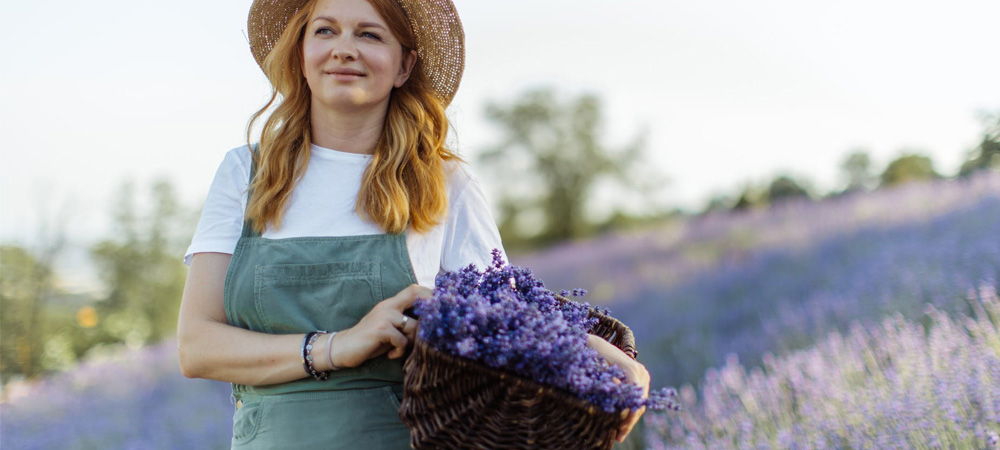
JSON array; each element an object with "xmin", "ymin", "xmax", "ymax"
[{"xmin": 311, "ymin": 17, "xmax": 387, "ymax": 30}]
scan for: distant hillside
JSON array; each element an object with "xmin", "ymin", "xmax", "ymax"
[{"xmin": 513, "ymin": 171, "xmax": 1000, "ymax": 386}]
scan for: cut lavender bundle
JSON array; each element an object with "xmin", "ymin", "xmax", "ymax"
[{"xmin": 414, "ymin": 249, "xmax": 680, "ymax": 414}]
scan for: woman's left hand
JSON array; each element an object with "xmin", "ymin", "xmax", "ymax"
[{"xmin": 586, "ymin": 334, "xmax": 650, "ymax": 443}]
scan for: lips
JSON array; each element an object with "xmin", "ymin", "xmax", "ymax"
[{"xmin": 325, "ymin": 68, "xmax": 365, "ymax": 76}]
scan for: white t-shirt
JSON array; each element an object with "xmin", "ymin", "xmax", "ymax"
[{"xmin": 185, "ymin": 144, "xmax": 506, "ymax": 287}]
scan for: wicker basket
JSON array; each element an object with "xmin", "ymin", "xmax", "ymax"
[{"xmin": 399, "ymin": 299, "xmax": 638, "ymax": 450}]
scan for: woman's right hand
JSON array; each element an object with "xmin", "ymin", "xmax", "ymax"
[{"xmin": 321, "ymin": 284, "xmax": 429, "ymax": 370}]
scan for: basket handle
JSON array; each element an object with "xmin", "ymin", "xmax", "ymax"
[
  {"xmin": 556, "ymin": 293, "xmax": 638, "ymax": 360},
  {"xmin": 591, "ymin": 311, "xmax": 637, "ymax": 360}
]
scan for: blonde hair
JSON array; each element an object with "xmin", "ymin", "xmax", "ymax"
[{"xmin": 245, "ymin": 0, "xmax": 457, "ymax": 234}]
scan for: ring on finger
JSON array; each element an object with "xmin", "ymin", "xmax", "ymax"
[{"xmin": 400, "ymin": 315, "xmax": 409, "ymax": 328}]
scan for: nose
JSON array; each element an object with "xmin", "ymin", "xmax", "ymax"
[{"xmin": 330, "ymin": 36, "xmax": 358, "ymax": 61}]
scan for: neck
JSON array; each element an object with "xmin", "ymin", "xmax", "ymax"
[{"xmin": 309, "ymin": 101, "xmax": 389, "ymax": 155}]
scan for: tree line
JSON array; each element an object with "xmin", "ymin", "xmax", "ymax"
[
  {"xmin": 714, "ymin": 121, "xmax": 998, "ymax": 213},
  {"xmin": 479, "ymin": 87, "xmax": 999, "ymax": 248}
]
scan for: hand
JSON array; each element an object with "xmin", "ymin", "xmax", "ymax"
[
  {"xmin": 323, "ymin": 284, "xmax": 429, "ymax": 369},
  {"xmin": 614, "ymin": 359, "xmax": 650, "ymax": 442},
  {"xmin": 586, "ymin": 335, "xmax": 650, "ymax": 442}
]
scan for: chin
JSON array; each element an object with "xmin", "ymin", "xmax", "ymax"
[{"xmin": 316, "ymin": 91, "xmax": 390, "ymax": 112}]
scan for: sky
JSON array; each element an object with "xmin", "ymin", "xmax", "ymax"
[{"xmin": 2, "ymin": 0, "xmax": 998, "ymax": 265}]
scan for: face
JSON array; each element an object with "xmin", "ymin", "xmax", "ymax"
[{"xmin": 302, "ymin": 0, "xmax": 417, "ymax": 112}]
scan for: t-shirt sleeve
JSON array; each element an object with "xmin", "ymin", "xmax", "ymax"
[
  {"xmin": 183, "ymin": 147, "xmax": 252, "ymax": 265},
  {"xmin": 439, "ymin": 163, "xmax": 507, "ymax": 272}
]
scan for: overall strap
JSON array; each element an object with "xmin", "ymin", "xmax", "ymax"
[{"xmin": 240, "ymin": 145, "xmax": 261, "ymax": 238}]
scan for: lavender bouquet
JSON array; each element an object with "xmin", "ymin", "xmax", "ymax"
[{"xmin": 413, "ymin": 249, "xmax": 680, "ymax": 414}]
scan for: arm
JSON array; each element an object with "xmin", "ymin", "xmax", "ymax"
[
  {"xmin": 177, "ymin": 252, "xmax": 426, "ymax": 385},
  {"xmin": 587, "ymin": 334, "xmax": 650, "ymax": 443}
]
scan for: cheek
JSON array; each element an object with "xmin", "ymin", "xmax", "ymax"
[
  {"xmin": 301, "ymin": 41, "xmax": 326, "ymax": 68},
  {"xmin": 381, "ymin": 53, "xmax": 406, "ymax": 79}
]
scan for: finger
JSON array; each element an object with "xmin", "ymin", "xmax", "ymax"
[
  {"xmin": 388, "ymin": 345, "xmax": 406, "ymax": 359},
  {"xmin": 388, "ymin": 329, "xmax": 409, "ymax": 349},
  {"xmin": 385, "ymin": 284, "xmax": 433, "ymax": 311},
  {"xmin": 384, "ymin": 328, "xmax": 409, "ymax": 359},
  {"xmin": 616, "ymin": 422, "xmax": 632, "ymax": 442},
  {"xmin": 401, "ymin": 316, "xmax": 419, "ymax": 341},
  {"xmin": 619, "ymin": 406, "xmax": 646, "ymax": 441},
  {"xmin": 617, "ymin": 427, "xmax": 633, "ymax": 442},
  {"xmin": 616, "ymin": 411, "xmax": 639, "ymax": 442},
  {"xmin": 621, "ymin": 413, "xmax": 637, "ymax": 432}
]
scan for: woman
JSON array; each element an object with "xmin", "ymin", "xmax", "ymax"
[{"xmin": 178, "ymin": 0, "xmax": 650, "ymax": 447}]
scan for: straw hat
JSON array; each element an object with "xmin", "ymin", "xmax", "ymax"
[{"xmin": 247, "ymin": 0, "xmax": 465, "ymax": 106}]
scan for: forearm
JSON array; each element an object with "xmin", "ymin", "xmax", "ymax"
[
  {"xmin": 178, "ymin": 319, "xmax": 313, "ymax": 386},
  {"xmin": 587, "ymin": 334, "xmax": 634, "ymax": 368}
]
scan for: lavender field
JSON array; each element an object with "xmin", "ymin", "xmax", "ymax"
[
  {"xmin": 2, "ymin": 172, "xmax": 998, "ymax": 449},
  {"xmin": 519, "ymin": 172, "xmax": 1000, "ymax": 386},
  {"xmin": 645, "ymin": 286, "xmax": 1000, "ymax": 449},
  {"xmin": 0, "ymin": 343, "xmax": 233, "ymax": 449}
]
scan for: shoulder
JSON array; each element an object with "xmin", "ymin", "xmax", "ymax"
[
  {"xmin": 443, "ymin": 158, "xmax": 481, "ymax": 199},
  {"xmin": 220, "ymin": 145, "xmax": 255, "ymax": 175},
  {"xmin": 440, "ymin": 158, "xmax": 496, "ymax": 223},
  {"xmin": 208, "ymin": 145, "xmax": 255, "ymax": 191},
  {"xmin": 184, "ymin": 145, "xmax": 255, "ymax": 264}
]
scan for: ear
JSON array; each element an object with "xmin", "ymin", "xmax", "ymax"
[{"xmin": 394, "ymin": 49, "xmax": 418, "ymax": 88}]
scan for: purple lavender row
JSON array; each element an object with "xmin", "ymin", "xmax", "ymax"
[
  {"xmin": 644, "ymin": 284, "xmax": 1000, "ymax": 448},
  {"xmin": 518, "ymin": 171, "xmax": 1000, "ymax": 387},
  {"xmin": 414, "ymin": 249, "xmax": 680, "ymax": 413},
  {"xmin": 518, "ymin": 172, "xmax": 1000, "ymax": 304},
  {"xmin": 0, "ymin": 341, "xmax": 233, "ymax": 449}
]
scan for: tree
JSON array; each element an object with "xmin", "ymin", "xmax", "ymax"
[
  {"xmin": 880, "ymin": 153, "xmax": 939, "ymax": 187},
  {"xmin": 732, "ymin": 183, "xmax": 765, "ymax": 211},
  {"xmin": 0, "ymin": 192, "xmax": 71, "ymax": 382},
  {"xmin": 478, "ymin": 88, "xmax": 661, "ymax": 245},
  {"xmin": 90, "ymin": 179, "xmax": 193, "ymax": 347},
  {"xmin": 840, "ymin": 150, "xmax": 875, "ymax": 192},
  {"xmin": 959, "ymin": 112, "xmax": 1000, "ymax": 176},
  {"xmin": 701, "ymin": 194, "xmax": 734, "ymax": 215},
  {"xmin": 766, "ymin": 175, "xmax": 812, "ymax": 204},
  {"xmin": 1, "ymin": 246, "xmax": 52, "ymax": 382}
]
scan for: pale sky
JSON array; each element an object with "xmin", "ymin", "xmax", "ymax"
[{"xmin": 2, "ymin": 0, "xmax": 998, "ymax": 250}]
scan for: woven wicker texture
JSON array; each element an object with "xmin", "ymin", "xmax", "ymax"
[
  {"xmin": 400, "ymin": 300, "xmax": 638, "ymax": 450},
  {"xmin": 247, "ymin": 0, "xmax": 465, "ymax": 105}
]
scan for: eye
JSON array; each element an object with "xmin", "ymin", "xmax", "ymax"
[
  {"xmin": 314, "ymin": 27, "xmax": 335, "ymax": 36},
  {"xmin": 360, "ymin": 31, "xmax": 383, "ymax": 41}
]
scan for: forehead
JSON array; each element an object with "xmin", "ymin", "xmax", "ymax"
[{"xmin": 309, "ymin": 0, "xmax": 386, "ymax": 25}]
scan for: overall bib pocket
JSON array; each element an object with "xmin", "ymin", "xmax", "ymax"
[{"xmin": 254, "ymin": 261, "xmax": 385, "ymax": 376}]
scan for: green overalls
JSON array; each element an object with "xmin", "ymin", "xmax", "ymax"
[{"xmin": 223, "ymin": 158, "xmax": 415, "ymax": 449}]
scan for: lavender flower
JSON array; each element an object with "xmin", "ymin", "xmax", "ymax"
[
  {"xmin": 415, "ymin": 249, "xmax": 680, "ymax": 413},
  {"xmin": 645, "ymin": 285, "xmax": 1000, "ymax": 448},
  {"xmin": 0, "ymin": 340, "xmax": 232, "ymax": 449}
]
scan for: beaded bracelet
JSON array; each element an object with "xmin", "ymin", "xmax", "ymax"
[{"xmin": 301, "ymin": 331, "xmax": 330, "ymax": 381}]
